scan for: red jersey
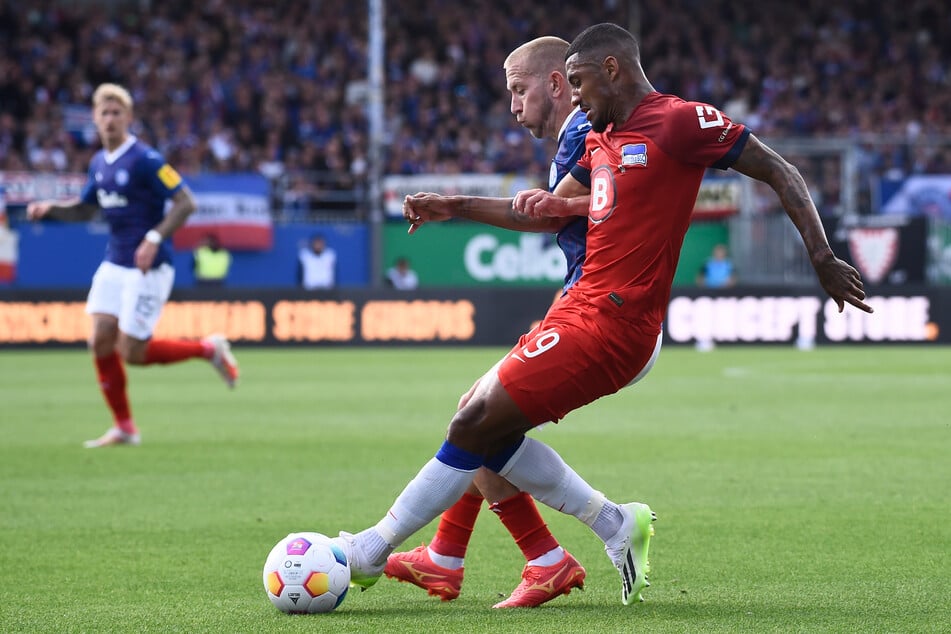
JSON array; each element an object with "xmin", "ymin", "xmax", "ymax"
[{"xmin": 568, "ymin": 92, "xmax": 749, "ymax": 335}]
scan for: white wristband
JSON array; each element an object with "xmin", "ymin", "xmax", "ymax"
[{"xmin": 144, "ymin": 229, "xmax": 163, "ymax": 244}]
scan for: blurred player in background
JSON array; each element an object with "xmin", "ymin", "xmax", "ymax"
[
  {"xmin": 27, "ymin": 83, "xmax": 239, "ymax": 448},
  {"xmin": 330, "ymin": 22, "xmax": 873, "ymax": 607}
]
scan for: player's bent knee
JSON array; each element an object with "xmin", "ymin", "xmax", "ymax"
[
  {"xmin": 88, "ymin": 335, "xmax": 116, "ymax": 357},
  {"xmin": 116, "ymin": 336, "xmax": 148, "ymax": 365},
  {"xmin": 446, "ymin": 406, "xmax": 490, "ymax": 455},
  {"xmin": 446, "ymin": 388, "xmax": 533, "ymax": 458}
]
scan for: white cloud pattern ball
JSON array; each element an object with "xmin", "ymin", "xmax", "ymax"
[{"xmin": 263, "ymin": 532, "xmax": 350, "ymax": 614}]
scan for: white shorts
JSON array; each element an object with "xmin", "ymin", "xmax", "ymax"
[
  {"xmin": 86, "ymin": 261, "xmax": 175, "ymax": 340},
  {"xmin": 626, "ymin": 331, "xmax": 663, "ymax": 386}
]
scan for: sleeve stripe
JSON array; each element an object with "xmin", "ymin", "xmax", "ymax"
[
  {"xmin": 570, "ymin": 164, "xmax": 591, "ymax": 189},
  {"xmin": 712, "ymin": 127, "xmax": 751, "ymax": 170}
]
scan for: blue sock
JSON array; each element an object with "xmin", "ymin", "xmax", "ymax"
[{"xmin": 435, "ymin": 439, "xmax": 483, "ymax": 470}]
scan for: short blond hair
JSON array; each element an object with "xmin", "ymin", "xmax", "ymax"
[
  {"xmin": 92, "ymin": 83, "xmax": 133, "ymax": 110},
  {"xmin": 504, "ymin": 36, "xmax": 570, "ymax": 77}
]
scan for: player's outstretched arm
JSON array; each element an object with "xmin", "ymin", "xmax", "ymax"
[
  {"xmin": 26, "ymin": 198, "xmax": 98, "ymax": 222},
  {"xmin": 403, "ymin": 192, "xmax": 572, "ymax": 235},
  {"xmin": 730, "ymin": 135, "xmax": 873, "ymax": 314}
]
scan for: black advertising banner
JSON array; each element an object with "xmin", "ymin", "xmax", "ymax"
[
  {"xmin": 824, "ymin": 215, "xmax": 927, "ymax": 285},
  {"xmin": 0, "ymin": 288, "xmax": 554, "ymax": 348},
  {"xmin": 664, "ymin": 287, "xmax": 945, "ymax": 345},
  {"xmin": 1, "ymin": 286, "xmax": 948, "ymax": 347}
]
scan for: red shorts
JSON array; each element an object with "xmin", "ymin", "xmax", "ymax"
[{"xmin": 498, "ymin": 295, "xmax": 661, "ymax": 426}]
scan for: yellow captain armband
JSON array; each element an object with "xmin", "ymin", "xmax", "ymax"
[{"xmin": 157, "ymin": 164, "xmax": 183, "ymax": 189}]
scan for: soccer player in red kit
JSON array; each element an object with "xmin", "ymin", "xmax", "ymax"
[
  {"xmin": 328, "ymin": 23, "xmax": 872, "ymax": 606},
  {"xmin": 27, "ymin": 83, "xmax": 239, "ymax": 448}
]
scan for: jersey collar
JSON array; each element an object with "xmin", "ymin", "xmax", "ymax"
[
  {"xmin": 557, "ymin": 107, "xmax": 582, "ymax": 143},
  {"xmin": 103, "ymin": 135, "xmax": 137, "ymax": 165}
]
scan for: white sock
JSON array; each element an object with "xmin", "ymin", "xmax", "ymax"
[
  {"xmin": 591, "ymin": 501, "xmax": 625, "ymax": 543},
  {"xmin": 374, "ymin": 457, "xmax": 477, "ymax": 550},
  {"xmin": 527, "ymin": 546, "xmax": 565, "ymax": 567},
  {"xmin": 354, "ymin": 527, "xmax": 392, "ymax": 567},
  {"xmin": 428, "ymin": 548, "xmax": 464, "ymax": 570},
  {"xmin": 497, "ymin": 437, "xmax": 607, "ymax": 525}
]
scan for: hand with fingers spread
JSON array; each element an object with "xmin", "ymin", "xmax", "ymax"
[{"xmin": 812, "ymin": 252, "xmax": 874, "ymax": 314}]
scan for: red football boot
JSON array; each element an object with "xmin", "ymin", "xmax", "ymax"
[
  {"xmin": 492, "ymin": 551, "xmax": 586, "ymax": 608},
  {"xmin": 384, "ymin": 544, "xmax": 464, "ymax": 601}
]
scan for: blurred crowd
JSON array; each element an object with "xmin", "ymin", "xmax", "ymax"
[{"xmin": 0, "ymin": 0, "xmax": 949, "ymax": 217}]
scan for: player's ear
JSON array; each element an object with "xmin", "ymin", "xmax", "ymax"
[{"xmin": 550, "ymin": 71, "xmax": 565, "ymax": 97}]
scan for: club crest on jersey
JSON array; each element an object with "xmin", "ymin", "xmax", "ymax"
[
  {"xmin": 115, "ymin": 169, "xmax": 129, "ymax": 186},
  {"xmin": 620, "ymin": 143, "xmax": 647, "ymax": 168},
  {"xmin": 590, "ymin": 165, "xmax": 617, "ymax": 224}
]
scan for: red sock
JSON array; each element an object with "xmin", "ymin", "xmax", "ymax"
[
  {"xmin": 144, "ymin": 339, "xmax": 209, "ymax": 364},
  {"xmin": 430, "ymin": 492, "xmax": 484, "ymax": 558},
  {"xmin": 94, "ymin": 352, "xmax": 135, "ymax": 433},
  {"xmin": 490, "ymin": 491, "xmax": 559, "ymax": 562}
]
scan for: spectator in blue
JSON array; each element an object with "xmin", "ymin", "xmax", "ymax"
[{"xmin": 697, "ymin": 244, "xmax": 736, "ymax": 288}]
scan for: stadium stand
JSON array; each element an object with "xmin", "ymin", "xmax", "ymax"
[{"xmin": 0, "ymin": 0, "xmax": 948, "ymax": 219}]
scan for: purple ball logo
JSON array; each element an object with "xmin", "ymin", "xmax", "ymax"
[{"xmin": 285, "ymin": 537, "xmax": 312, "ymax": 556}]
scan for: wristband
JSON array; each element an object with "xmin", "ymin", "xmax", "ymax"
[{"xmin": 144, "ymin": 229, "xmax": 163, "ymax": 244}]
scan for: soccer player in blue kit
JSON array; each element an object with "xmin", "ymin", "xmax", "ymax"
[
  {"xmin": 386, "ymin": 36, "xmax": 654, "ymax": 608},
  {"xmin": 27, "ymin": 83, "xmax": 239, "ymax": 448}
]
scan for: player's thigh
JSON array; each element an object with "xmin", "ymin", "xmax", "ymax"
[
  {"xmin": 118, "ymin": 263, "xmax": 175, "ymax": 340},
  {"xmin": 498, "ymin": 319, "xmax": 658, "ymax": 425},
  {"xmin": 458, "ymin": 357, "xmax": 505, "ymax": 410},
  {"xmin": 86, "ymin": 261, "xmax": 126, "ymax": 319}
]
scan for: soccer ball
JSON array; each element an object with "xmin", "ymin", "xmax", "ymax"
[{"xmin": 262, "ymin": 532, "xmax": 350, "ymax": 614}]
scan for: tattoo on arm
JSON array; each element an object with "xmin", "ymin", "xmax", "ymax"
[
  {"xmin": 505, "ymin": 206, "xmax": 545, "ymax": 227},
  {"xmin": 154, "ymin": 187, "xmax": 197, "ymax": 236},
  {"xmin": 456, "ymin": 196, "xmax": 565, "ymax": 232}
]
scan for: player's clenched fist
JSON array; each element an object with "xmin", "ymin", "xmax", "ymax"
[{"xmin": 403, "ymin": 193, "xmax": 453, "ymax": 234}]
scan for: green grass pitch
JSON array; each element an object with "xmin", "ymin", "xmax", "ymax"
[{"xmin": 0, "ymin": 345, "xmax": 948, "ymax": 633}]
